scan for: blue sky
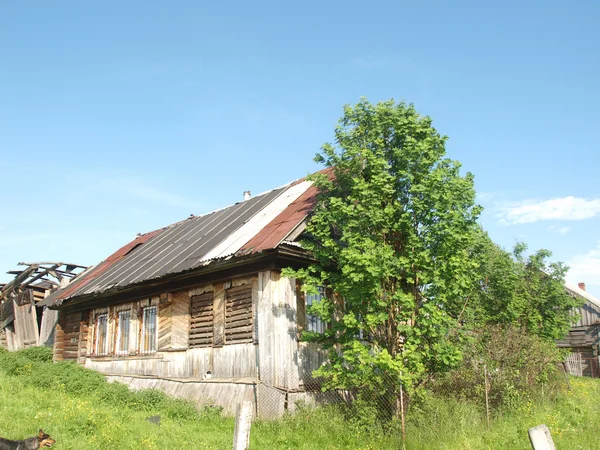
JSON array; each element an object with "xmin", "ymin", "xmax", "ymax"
[{"xmin": 1, "ymin": 1, "xmax": 599, "ymax": 296}]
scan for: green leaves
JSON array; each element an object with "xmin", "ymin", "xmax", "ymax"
[
  {"xmin": 287, "ymin": 98, "xmax": 482, "ymax": 394},
  {"xmin": 467, "ymin": 232, "xmax": 581, "ymax": 341}
]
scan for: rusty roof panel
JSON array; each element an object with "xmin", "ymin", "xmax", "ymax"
[
  {"xmin": 46, "ymin": 172, "xmax": 328, "ymax": 306},
  {"xmin": 48, "ymin": 186, "xmax": 295, "ymax": 304}
]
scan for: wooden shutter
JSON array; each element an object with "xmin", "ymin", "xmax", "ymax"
[
  {"xmin": 190, "ymin": 292, "xmax": 213, "ymax": 348},
  {"xmin": 225, "ymin": 284, "xmax": 253, "ymax": 343}
]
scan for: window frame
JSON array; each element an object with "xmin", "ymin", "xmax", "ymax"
[
  {"xmin": 115, "ymin": 309, "xmax": 131, "ymax": 356},
  {"xmin": 305, "ymin": 287, "xmax": 327, "ymax": 334},
  {"xmin": 94, "ymin": 313, "xmax": 109, "ymax": 356},
  {"xmin": 140, "ymin": 305, "xmax": 158, "ymax": 355}
]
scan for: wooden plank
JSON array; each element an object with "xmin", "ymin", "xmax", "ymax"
[
  {"xmin": 213, "ymin": 284, "xmax": 225, "ymax": 346},
  {"xmin": 252, "ymin": 277, "xmax": 258, "ymax": 343},
  {"xmin": 191, "ymin": 315, "xmax": 213, "ymax": 324},
  {"xmin": 225, "ymin": 324, "xmax": 254, "ymax": 333},
  {"xmin": 227, "ymin": 284, "xmax": 252, "ymax": 294},
  {"xmin": 190, "ymin": 330, "xmax": 212, "ymax": 339},
  {"xmin": 226, "ymin": 298, "xmax": 252, "ymax": 308},
  {"xmin": 226, "ymin": 303, "xmax": 252, "ymax": 314},
  {"xmin": 226, "ymin": 292, "xmax": 252, "ymax": 302},
  {"xmin": 225, "ymin": 318, "xmax": 253, "ymax": 329}
]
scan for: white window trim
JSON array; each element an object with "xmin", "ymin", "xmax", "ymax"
[
  {"xmin": 115, "ymin": 310, "xmax": 131, "ymax": 356},
  {"xmin": 94, "ymin": 313, "xmax": 109, "ymax": 356},
  {"xmin": 140, "ymin": 305, "xmax": 158, "ymax": 355}
]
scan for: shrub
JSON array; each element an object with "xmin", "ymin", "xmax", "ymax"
[
  {"xmin": 15, "ymin": 345, "xmax": 53, "ymax": 362},
  {"xmin": 430, "ymin": 325, "xmax": 565, "ymax": 412}
]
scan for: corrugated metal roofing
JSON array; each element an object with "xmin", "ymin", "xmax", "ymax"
[
  {"xmin": 565, "ymin": 283, "xmax": 600, "ymax": 309},
  {"xmin": 45, "ymin": 177, "xmax": 318, "ymax": 306},
  {"xmin": 565, "ymin": 283, "xmax": 600, "ymax": 328}
]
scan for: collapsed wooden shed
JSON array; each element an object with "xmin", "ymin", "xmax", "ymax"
[{"xmin": 0, "ymin": 262, "xmax": 87, "ymax": 350}]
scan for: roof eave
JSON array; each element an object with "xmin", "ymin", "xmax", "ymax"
[{"xmin": 51, "ymin": 246, "xmax": 314, "ymax": 312}]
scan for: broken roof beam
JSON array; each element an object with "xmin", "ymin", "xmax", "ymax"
[{"xmin": 1, "ymin": 262, "xmax": 89, "ymax": 303}]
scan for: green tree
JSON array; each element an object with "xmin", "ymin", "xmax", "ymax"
[
  {"xmin": 286, "ymin": 99, "xmax": 482, "ymax": 394},
  {"xmin": 470, "ymin": 230, "xmax": 581, "ymax": 340}
]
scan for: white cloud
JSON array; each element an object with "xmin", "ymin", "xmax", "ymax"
[
  {"xmin": 498, "ymin": 196, "xmax": 600, "ymax": 225},
  {"xmin": 567, "ymin": 244, "xmax": 600, "ymax": 287}
]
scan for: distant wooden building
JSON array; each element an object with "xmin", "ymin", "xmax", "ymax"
[
  {"xmin": 44, "ymin": 174, "xmax": 332, "ymax": 418},
  {"xmin": 0, "ymin": 263, "xmax": 87, "ymax": 351},
  {"xmin": 558, "ymin": 282, "xmax": 600, "ymax": 377}
]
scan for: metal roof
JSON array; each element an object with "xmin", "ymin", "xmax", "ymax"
[
  {"xmin": 565, "ymin": 283, "xmax": 600, "ymax": 309},
  {"xmin": 44, "ymin": 176, "xmax": 320, "ymax": 306}
]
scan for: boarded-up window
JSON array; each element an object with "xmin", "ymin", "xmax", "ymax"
[
  {"xmin": 190, "ymin": 292, "xmax": 213, "ymax": 348},
  {"xmin": 116, "ymin": 310, "xmax": 130, "ymax": 356},
  {"xmin": 141, "ymin": 306, "xmax": 157, "ymax": 354},
  {"xmin": 94, "ymin": 314, "xmax": 108, "ymax": 356},
  {"xmin": 225, "ymin": 284, "xmax": 253, "ymax": 343}
]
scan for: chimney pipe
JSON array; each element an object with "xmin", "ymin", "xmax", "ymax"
[
  {"xmin": 578, "ymin": 282, "xmax": 586, "ymax": 291},
  {"xmin": 243, "ymin": 191, "xmax": 251, "ymax": 201}
]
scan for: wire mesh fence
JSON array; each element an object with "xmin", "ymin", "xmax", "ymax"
[{"xmin": 256, "ymin": 352, "xmax": 592, "ymax": 447}]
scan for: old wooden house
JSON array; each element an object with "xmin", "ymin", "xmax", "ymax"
[
  {"xmin": 558, "ymin": 282, "xmax": 600, "ymax": 377},
  {"xmin": 43, "ymin": 175, "xmax": 330, "ymax": 417},
  {"xmin": 0, "ymin": 263, "xmax": 87, "ymax": 350}
]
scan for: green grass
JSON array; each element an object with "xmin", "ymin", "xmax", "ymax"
[{"xmin": 0, "ymin": 347, "xmax": 598, "ymax": 449}]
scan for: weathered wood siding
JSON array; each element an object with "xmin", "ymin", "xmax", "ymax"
[
  {"xmin": 80, "ymin": 277, "xmax": 260, "ymax": 379},
  {"xmin": 61, "ymin": 272, "xmax": 314, "ymax": 395},
  {"xmin": 13, "ymin": 293, "xmax": 39, "ymax": 349},
  {"xmin": 157, "ymin": 291, "xmax": 190, "ymax": 351},
  {"xmin": 106, "ymin": 375, "xmax": 256, "ymax": 417},
  {"xmin": 571, "ymin": 299, "xmax": 600, "ymax": 328},
  {"xmin": 557, "ymin": 326, "xmax": 600, "ymax": 349},
  {"xmin": 39, "ymin": 307, "xmax": 58, "ymax": 347},
  {"xmin": 86, "ymin": 343, "xmax": 257, "ymax": 379},
  {"xmin": 257, "ymin": 270, "xmax": 300, "ymax": 390},
  {"xmin": 557, "ymin": 299, "xmax": 600, "ymax": 350}
]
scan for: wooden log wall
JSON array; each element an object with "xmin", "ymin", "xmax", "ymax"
[
  {"xmin": 78, "ymin": 316, "xmax": 90, "ymax": 364},
  {"xmin": 53, "ymin": 324, "xmax": 64, "ymax": 362},
  {"xmin": 62, "ymin": 311, "xmax": 84, "ymax": 361},
  {"xmin": 54, "ymin": 311, "xmax": 85, "ymax": 362},
  {"xmin": 0, "ymin": 329, "xmax": 6, "ymax": 349}
]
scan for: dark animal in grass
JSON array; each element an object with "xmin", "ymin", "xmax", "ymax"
[{"xmin": 0, "ymin": 429, "xmax": 55, "ymax": 450}]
